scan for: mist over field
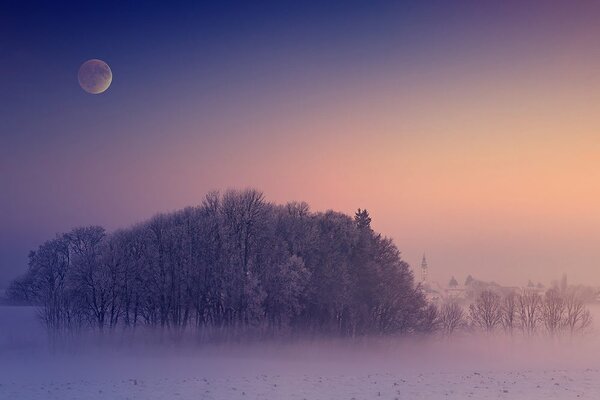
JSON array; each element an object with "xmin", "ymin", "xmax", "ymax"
[
  {"xmin": 2, "ymin": 305, "xmax": 600, "ymax": 399},
  {"xmin": 3, "ymin": 190, "xmax": 600, "ymax": 398}
]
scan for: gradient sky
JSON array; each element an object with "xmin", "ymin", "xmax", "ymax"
[{"xmin": 2, "ymin": 1, "xmax": 600, "ymax": 288}]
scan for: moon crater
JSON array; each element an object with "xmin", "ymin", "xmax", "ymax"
[{"xmin": 78, "ymin": 59, "xmax": 112, "ymax": 94}]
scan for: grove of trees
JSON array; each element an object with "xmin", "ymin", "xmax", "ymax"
[
  {"xmin": 438, "ymin": 288, "xmax": 592, "ymax": 337},
  {"xmin": 7, "ymin": 189, "xmax": 595, "ymax": 341},
  {"xmin": 7, "ymin": 189, "xmax": 436, "ymax": 338}
]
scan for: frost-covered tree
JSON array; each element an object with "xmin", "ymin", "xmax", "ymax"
[
  {"xmin": 66, "ymin": 226, "xmax": 109, "ymax": 330},
  {"xmin": 9, "ymin": 189, "xmax": 433, "ymax": 338},
  {"xmin": 16, "ymin": 236, "xmax": 81, "ymax": 331}
]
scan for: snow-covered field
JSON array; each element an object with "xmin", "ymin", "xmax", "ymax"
[
  {"xmin": 3, "ymin": 367, "xmax": 599, "ymax": 399},
  {"xmin": 2, "ymin": 366, "xmax": 599, "ymax": 399},
  {"xmin": 2, "ymin": 306, "xmax": 600, "ymax": 399}
]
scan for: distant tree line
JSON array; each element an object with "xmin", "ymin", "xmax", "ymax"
[
  {"xmin": 7, "ymin": 189, "xmax": 436, "ymax": 337},
  {"xmin": 436, "ymin": 288, "xmax": 592, "ymax": 337}
]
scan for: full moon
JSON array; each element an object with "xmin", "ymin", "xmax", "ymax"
[{"xmin": 78, "ymin": 59, "xmax": 112, "ymax": 94}]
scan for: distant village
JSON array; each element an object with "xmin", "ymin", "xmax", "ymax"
[{"xmin": 418, "ymin": 255, "xmax": 600, "ymax": 305}]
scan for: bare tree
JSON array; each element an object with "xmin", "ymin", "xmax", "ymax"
[
  {"xmin": 517, "ymin": 290, "xmax": 541, "ymax": 335},
  {"xmin": 563, "ymin": 288, "xmax": 593, "ymax": 336},
  {"xmin": 67, "ymin": 226, "xmax": 109, "ymax": 331},
  {"xmin": 6, "ymin": 272, "xmax": 36, "ymax": 305},
  {"xmin": 469, "ymin": 290, "xmax": 502, "ymax": 333},
  {"xmin": 417, "ymin": 303, "xmax": 439, "ymax": 334},
  {"xmin": 540, "ymin": 288, "xmax": 565, "ymax": 337},
  {"xmin": 26, "ymin": 236, "xmax": 82, "ymax": 331},
  {"xmin": 438, "ymin": 301, "xmax": 466, "ymax": 336},
  {"xmin": 501, "ymin": 292, "xmax": 518, "ymax": 335}
]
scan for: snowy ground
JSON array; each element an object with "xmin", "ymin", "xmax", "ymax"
[
  {"xmin": 2, "ymin": 306, "xmax": 600, "ymax": 399},
  {"xmin": 2, "ymin": 368, "xmax": 599, "ymax": 399}
]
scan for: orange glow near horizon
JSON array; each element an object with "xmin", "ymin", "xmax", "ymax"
[{"xmin": 4, "ymin": 3, "xmax": 600, "ymax": 287}]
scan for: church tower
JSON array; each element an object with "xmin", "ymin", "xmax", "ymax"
[{"xmin": 421, "ymin": 254, "xmax": 428, "ymax": 284}]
